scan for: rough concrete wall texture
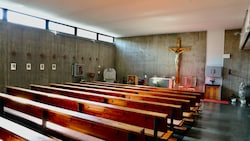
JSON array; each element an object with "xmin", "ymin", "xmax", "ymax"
[
  {"xmin": 223, "ymin": 29, "xmax": 250, "ymax": 100},
  {"xmin": 0, "ymin": 21, "xmax": 115, "ymax": 92},
  {"xmin": 115, "ymin": 32, "xmax": 206, "ymax": 91},
  {"xmin": 0, "ymin": 22, "xmax": 7, "ymax": 91}
]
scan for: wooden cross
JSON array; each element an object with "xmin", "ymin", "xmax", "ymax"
[{"xmin": 168, "ymin": 38, "xmax": 191, "ymax": 84}]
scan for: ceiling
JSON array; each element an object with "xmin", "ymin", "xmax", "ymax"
[{"xmin": 0, "ymin": 0, "xmax": 250, "ymax": 37}]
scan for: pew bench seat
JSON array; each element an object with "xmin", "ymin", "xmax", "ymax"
[
  {"xmin": 191, "ymin": 106, "xmax": 199, "ymax": 112},
  {"xmin": 5, "ymin": 107, "xmax": 173, "ymax": 141},
  {"xmin": 0, "ymin": 116, "xmax": 55, "ymax": 141},
  {"xmin": 183, "ymin": 112, "xmax": 194, "ymax": 118},
  {"xmin": 65, "ymin": 82, "xmax": 192, "ymax": 112},
  {"xmin": 144, "ymin": 129, "xmax": 173, "ymax": 140},
  {"xmin": 0, "ymin": 93, "xmax": 173, "ymax": 141},
  {"xmin": 167, "ymin": 118, "xmax": 184, "ymax": 127},
  {"xmin": 6, "ymin": 86, "xmax": 169, "ymax": 133},
  {"xmin": 30, "ymin": 84, "xmax": 184, "ymax": 128},
  {"xmin": 4, "ymin": 107, "xmax": 105, "ymax": 141},
  {"xmin": 78, "ymin": 81, "xmax": 199, "ymax": 106}
]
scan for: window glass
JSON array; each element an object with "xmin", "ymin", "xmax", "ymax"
[
  {"xmin": 98, "ymin": 34, "xmax": 114, "ymax": 43},
  {"xmin": 8, "ymin": 11, "xmax": 45, "ymax": 29},
  {"xmin": 0, "ymin": 9, "xmax": 3, "ymax": 20},
  {"xmin": 5, "ymin": 9, "xmax": 114, "ymax": 42},
  {"xmin": 77, "ymin": 29, "xmax": 97, "ymax": 40},
  {"xmin": 49, "ymin": 21, "xmax": 74, "ymax": 35}
]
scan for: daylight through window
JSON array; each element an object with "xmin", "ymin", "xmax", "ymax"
[
  {"xmin": 98, "ymin": 34, "xmax": 114, "ymax": 43},
  {"xmin": 8, "ymin": 11, "xmax": 45, "ymax": 29},
  {"xmin": 77, "ymin": 29, "xmax": 97, "ymax": 40},
  {"xmin": 49, "ymin": 21, "xmax": 75, "ymax": 35},
  {"xmin": 0, "ymin": 9, "xmax": 3, "ymax": 20},
  {"xmin": 1, "ymin": 8, "xmax": 114, "ymax": 43}
]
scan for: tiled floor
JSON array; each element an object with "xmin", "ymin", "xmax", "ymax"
[{"xmin": 182, "ymin": 102, "xmax": 250, "ymax": 141}]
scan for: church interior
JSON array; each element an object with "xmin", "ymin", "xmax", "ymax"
[{"xmin": 0, "ymin": 0, "xmax": 250, "ymax": 141}]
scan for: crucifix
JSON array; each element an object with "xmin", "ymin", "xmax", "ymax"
[{"xmin": 168, "ymin": 38, "xmax": 191, "ymax": 84}]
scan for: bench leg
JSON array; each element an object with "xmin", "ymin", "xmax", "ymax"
[
  {"xmin": 103, "ymin": 98, "xmax": 108, "ymax": 103},
  {"xmin": 170, "ymin": 109, "xmax": 175, "ymax": 131},
  {"xmin": 127, "ymin": 133, "xmax": 135, "ymax": 141},
  {"xmin": 78, "ymin": 103, "xmax": 83, "ymax": 112},
  {"xmin": 154, "ymin": 118, "xmax": 159, "ymax": 140},
  {"xmin": 42, "ymin": 110, "xmax": 48, "ymax": 130}
]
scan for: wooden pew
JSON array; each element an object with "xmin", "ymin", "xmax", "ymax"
[
  {"xmin": 123, "ymin": 86, "xmax": 203, "ymax": 100},
  {"xmin": 65, "ymin": 82, "xmax": 196, "ymax": 122},
  {"xmin": 0, "ymin": 117, "xmax": 55, "ymax": 141},
  {"xmin": 66, "ymin": 82, "xmax": 196, "ymax": 108},
  {"xmin": 64, "ymin": 82, "xmax": 191, "ymax": 112},
  {"xmin": 83, "ymin": 81, "xmax": 202, "ymax": 113},
  {"xmin": 76, "ymin": 82, "xmax": 198, "ymax": 106},
  {"xmin": 91, "ymin": 81, "xmax": 204, "ymax": 100},
  {"xmin": 3, "ymin": 107, "xmax": 105, "ymax": 141},
  {"xmin": 48, "ymin": 83, "xmax": 183, "ymax": 118},
  {"xmin": 0, "ymin": 93, "xmax": 167, "ymax": 141},
  {"xmin": 30, "ymin": 84, "xmax": 184, "ymax": 130},
  {"xmin": 6, "ymin": 85, "xmax": 172, "ymax": 138}
]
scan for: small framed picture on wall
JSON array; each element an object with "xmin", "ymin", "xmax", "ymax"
[
  {"xmin": 26, "ymin": 63, "xmax": 31, "ymax": 71},
  {"xmin": 10, "ymin": 63, "xmax": 16, "ymax": 71},
  {"xmin": 52, "ymin": 64, "xmax": 56, "ymax": 71},
  {"xmin": 40, "ymin": 64, "xmax": 45, "ymax": 71}
]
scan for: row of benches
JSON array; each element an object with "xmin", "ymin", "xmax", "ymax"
[
  {"xmin": 63, "ymin": 82, "xmax": 201, "ymax": 123},
  {"xmin": 1, "ymin": 81, "xmax": 203, "ymax": 141}
]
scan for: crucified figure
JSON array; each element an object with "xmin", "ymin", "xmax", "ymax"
[
  {"xmin": 168, "ymin": 39, "xmax": 191, "ymax": 84},
  {"xmin": 174, "ymin": 49, "xmax": 184, "ymax": 73}
]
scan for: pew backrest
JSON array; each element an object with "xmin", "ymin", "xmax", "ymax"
[
  {"xmin": 0, "ymin": 93, "xmax": 150, "ymax": 141},
  {"xmin": 70, "ymin": 82, "xmax": 198, "ymax": 106},
  {"xmin": 30, "ymin": 84, "xmax": 183, "ymax": 130},
  {"xmin": 65, "ymin": 82, "xmax": 191, "ymax": 111},
  {"xmin": 90, "ymin": 81, "xmax": 204, "ymax": 99},
  {"xmin": 6, "ymin": 85, "xmax": 168, "ymax": 133}
]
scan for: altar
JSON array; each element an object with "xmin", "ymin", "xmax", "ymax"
[{"xmin": 148, "ymin": 77, "xmax": 174, "ymax": 88}]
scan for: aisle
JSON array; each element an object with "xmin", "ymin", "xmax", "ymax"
[{"xmin": 182, "ymin": 102, "xmax": 250, "ymax": 141}]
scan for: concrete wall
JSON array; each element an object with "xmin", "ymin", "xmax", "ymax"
[
  {"xmin": 222, "ymin": 29, "xmax": 250, "ymax": 100},
  {"xmin": 115, "ymin": 32, "xmax": 206, "ymax": 91},
  {"xmin": 0, "ymin": 21, "xmax": 115, "ymax": 92},
  {"xmin": 1, "ymin": 20, "xmax": 247, "ymax": 99},
  {"xmin": 206, "ymin": 30, "xmax": 225, "ymax": 66}
]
